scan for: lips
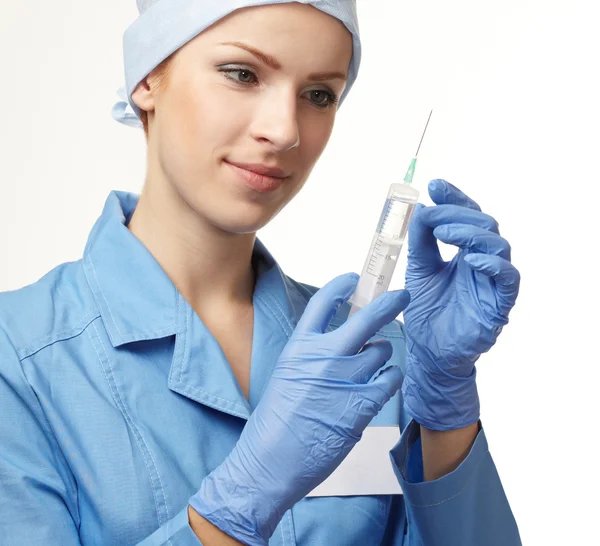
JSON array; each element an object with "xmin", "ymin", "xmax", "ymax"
[
  {"xmin": 225, "ymin": 160, "xmax": 288, "ymax": 193},
  {"xmin": 226, "ymin": 161, "xmax": 289, "ymax": 179}
]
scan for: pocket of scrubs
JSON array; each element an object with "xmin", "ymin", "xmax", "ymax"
[{"xmin": 305, "ymin": 426, "xmax": 403, "ymax": 497}]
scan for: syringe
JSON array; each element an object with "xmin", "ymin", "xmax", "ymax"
[{"xmin": 348, "ymin": 110, "xmax": 433, "ymax": 318}]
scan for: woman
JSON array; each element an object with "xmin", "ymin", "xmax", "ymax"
[{"xmin": 0, "ymin": 1, "xmax": 522, "ymax": 545}]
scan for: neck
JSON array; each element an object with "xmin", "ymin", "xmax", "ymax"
[{"xmin": 127, "ymin": 177, "xmax": 256, "ymax": 315}]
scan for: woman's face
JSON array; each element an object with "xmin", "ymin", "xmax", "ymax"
[{"xmin": 134, "ymin": 3, "xmax": 353, "ymax": 234}]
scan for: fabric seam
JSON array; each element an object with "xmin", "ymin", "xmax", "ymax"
[
  {"xmin": 88, "ymin": 320, "xmax": 172, "ymax": 527},
  {"xmin": 17, "ymin": 309, "xmax": 99, "ymax": 360},
  {"xmin": 14, "ymin": 346, "xmax": 81, "ymax": 529}
]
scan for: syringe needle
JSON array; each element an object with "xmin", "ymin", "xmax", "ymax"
[
  {"xmin": 415, "ymin": 109, "xmax": 433, "ymax": 158},
  {"xmin": 404, "ymin": 110, "xmax": 434, "ymax": 185}
]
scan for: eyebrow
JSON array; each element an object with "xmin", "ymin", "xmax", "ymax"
[{"xmin": 218, "ymin": 41, "xmax": 347, "ymax": 83}]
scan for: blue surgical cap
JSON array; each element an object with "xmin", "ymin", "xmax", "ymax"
[{"xmin": 112, "ymin": 0, "xmax": 361, "ymax": 128}]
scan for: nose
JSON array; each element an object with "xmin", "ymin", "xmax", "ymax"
[{"xmin": 250, "ymin": 88, "xmax": 300, "ymax": 153}]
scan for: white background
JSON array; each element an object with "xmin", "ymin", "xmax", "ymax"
[{"xmin": 1, "ymin": 0, "xmax": 598, "ymax": 543}]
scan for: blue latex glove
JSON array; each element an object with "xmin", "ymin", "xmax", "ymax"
[
  {"xmin": 402, "ymin": 180, "xmax": 521, "ymax": 431},
  {"xmin": 189, "ymin": 272, "xmax": 411, "ymax": 545}
]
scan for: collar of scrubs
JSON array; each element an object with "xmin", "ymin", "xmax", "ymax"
[
  {"xmin": 82, "ymin": 191, "xmax": 299, "ymax": 346},
  {"xmin": 81, "ymin": 190, "xmax": 322, "ymax": 417},
  {"xmin": 81, "ymin": 190, "xmax": 400, "ymax": 419}
]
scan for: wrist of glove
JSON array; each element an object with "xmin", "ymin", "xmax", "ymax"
[
  {"xmin": 401, "ymin": 338, "xmax": 481, "ymax": 431},
  {"xmin": 189, "ymin": 446, "xmax": 280, "ymax": 546},
  {"xmin": 189, "ymin": 273, "xmax": 411, "ymax": 544}
]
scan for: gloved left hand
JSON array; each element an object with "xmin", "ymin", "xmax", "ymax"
[{"xmin": 402, "ymin": 180, "xmax": 521, "ymax": 431}]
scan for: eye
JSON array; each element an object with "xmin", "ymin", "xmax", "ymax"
[
  {"xmin": 219, "ymin": 67, "xmax": 259, "ymax": 85},
  {"xmin": 218, "ymin": 65, "xmax": 339, "ymax": 110},
  {"xmin": 306, "ymin": 89, "xmax": 339, "ymax": 110}
]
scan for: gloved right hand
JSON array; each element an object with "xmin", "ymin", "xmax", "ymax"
[{"xmin": 189, "ymin": 272, "xmax": 410, "ymax": 546}]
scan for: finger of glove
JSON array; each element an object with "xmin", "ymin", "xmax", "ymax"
[
  {"xmin": 464, "ymin": 254, "xmax": 521, "ymax": 315},
  {"xmin": 348, "ymin": 340, "xmax": 394, "ymax": 384},
  {"xmin": 334, "ymin": 290, "xmax": 411, "ymax": 356},
  {"xmin": 433, "ymin": 224, "xmax": 512, "ymax": 261},
  {"xmin": 363, "ymin": 365, "xmax": 404, "ymax": 410},
  {"xmin": 407, "ymin": 203, "xmax": 445, "ymax": 276},
  {"xmin": 428, "ymin": 179, "xmax": 482, "ymax": 212},
  {"xmin": 297, "ymin": 272, "xmax": 359, "ymax": 334},
  {"xmin": 419, "ymin": 205, "xmax": 500, "ymax": 235},
  {"xmin": 349, "ymin": 366, "xmax": 404, "ymax": 432}
]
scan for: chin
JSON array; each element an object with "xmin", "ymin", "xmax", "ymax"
[{"xmin": 209, "ymin": 207, "xmax": 275, "ymax": 235}]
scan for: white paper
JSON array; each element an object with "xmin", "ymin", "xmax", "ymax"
[{"xmin": 305, "ymin": 426, "xmax": 403, "ymax": 497}]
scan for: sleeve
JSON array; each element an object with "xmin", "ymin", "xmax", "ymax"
[
  {"xmin": 0, "ymin": 327, "xmax": 82, "ymax": 544},
  {"xmin": 381, "ymin": 418, "xmax": 522, "ymax": 546},
  {"xmin": 136, "ymin": 506, "xmax": 205, "ymax": 545},
  {"xmin": 0, "ymin": 327, "xmax": 204, "ymax": 546}
]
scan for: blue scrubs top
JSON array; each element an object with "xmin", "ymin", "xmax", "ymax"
[{"xmin": 0, "ymin": 191, "xmax": 521, "ymax": 545}]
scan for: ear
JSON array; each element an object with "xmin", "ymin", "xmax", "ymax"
[{"xmin": 131, "ymin": 76, "xmax": 155, "ymax": 113}]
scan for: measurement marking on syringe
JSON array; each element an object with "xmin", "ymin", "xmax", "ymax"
[{"xmin": 348, "ymin": 111, "xmax": 431, "ymax": 320}]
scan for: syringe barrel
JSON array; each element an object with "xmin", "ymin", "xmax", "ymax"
[{"xmin": 348, "ymin": 183, "xmax": 420, "ymax": 316}]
